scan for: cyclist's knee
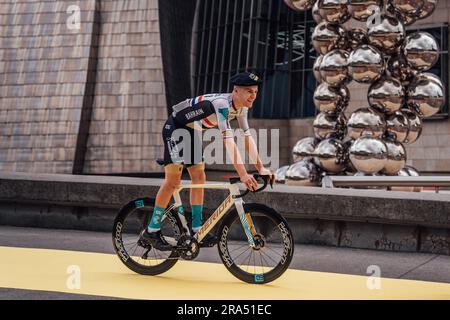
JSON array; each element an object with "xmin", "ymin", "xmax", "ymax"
[
  {"xmin": 162, "ymin": 176, "xmax": 181, "ymax": 191},
  {"xmin": 163, "ymin": 164, "xmax": 183, "ymax": 190},
  {"xmin": 187, "ymin": 163, "xmax": 206, "ymax": 183}
]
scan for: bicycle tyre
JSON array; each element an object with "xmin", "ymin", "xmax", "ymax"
[
  {"xmin": 217, "ymin": 203, "xmax": 294, "ymax": 284},
  {"xmin": 112, "ymin": 197, "xmax": 181, "ymax": 275}
]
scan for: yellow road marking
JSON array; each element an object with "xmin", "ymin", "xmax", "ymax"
[{"xmin": 1, "ymin": 246, "xmax": 450, "ymax": 300}]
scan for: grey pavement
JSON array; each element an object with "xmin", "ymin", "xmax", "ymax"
[{"xmin": 1, "ymin": 225, "xmax": 450, "ymax": 299}]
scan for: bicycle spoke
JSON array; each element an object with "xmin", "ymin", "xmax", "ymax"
[
  {"xmin": 229, "ymin": 243, "xmax": 252, "ymax": 258},
  {"xmin": 264, "ymin": 245, "xmax": 284, "ymax": 259},
  {"xmin": 231, "ymin": 245, "xmax": 252, "ymax": 262},
  {"xmin": 258, "ymin": 250, "xmax": 265, "ymax": 272},
  {"xmin": 242, "ymin": 249, "xmax": 253, "ymax": 273},
  {"xmin": 259, "ymin": 252, "xmax": 274, "ymax": 271},
  {"xmin": 228, "ymin": 243, "xmax": 250, "ymax": 254},
  {"xmin": 259, "ymin": 249, "xmax": 279, "ymax": 265}
]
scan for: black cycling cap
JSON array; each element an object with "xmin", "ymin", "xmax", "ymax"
[{"xmin": 229, "ymin": 72, "xmax": 263, "ymax": 86}]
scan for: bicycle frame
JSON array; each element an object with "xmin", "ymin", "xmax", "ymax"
[{"xmin": 162, "ymin": 182, "xmax": 256, "ymax": 247}]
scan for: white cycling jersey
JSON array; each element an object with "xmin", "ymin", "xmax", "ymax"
[{"xmin": 171, "ymin": 93, "xmax": 251, "ymax": 139}]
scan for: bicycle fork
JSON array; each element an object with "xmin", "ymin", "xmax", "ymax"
[{"xmin": 233, "ymin": 197, "xmax": 257, "ymax": 248}]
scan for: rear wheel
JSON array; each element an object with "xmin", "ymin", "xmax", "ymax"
[
  {"xmin": 217, "ymin": 203, "xmax": 294, "ymax": 284},
  {"xmin": 112, "ymin": 197, "xmax": 182, "ymax": 275}
]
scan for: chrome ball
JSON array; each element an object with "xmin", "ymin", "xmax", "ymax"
[
  {"xmin": 386, "ymin": 2, "xmax": 418, "ymax": 26},
  {"xmin": 347, "ymin": 107, "xmax": 386, "ymax": 139},
  {"xmin": 293, "ymin": 137, "xmax": 318, "ymax": 162},
  {"xmin": 388, "ymin": 0, "xmax": 425, "ymax": 16},
  {"xmin": 318, "ymin": 0, "xmax": 351, "ymax": 24},
  {"xmin": 284, "ymin": 0, "xmax": 316, "ymax": 10},
  {"xmin": 314, "ymin": 83, "xmax": 350, "ymax": 113},
  {"xmin": 368, "ymin": 14, "xmax": 405, "ymax": 54},
  {"xmin": 385, "ymin": 110, "xmax": 409, "ymax": 142},
  {"xmin": 320, "ymin": 49, "xmax": 350, "ymax": 86},
  {"xmin": 404, "ymin": 165, "xmax": 420, "ymax": 176},
  {"xmin": 402, "ymin": 108, "xmax": 422, "ymax": 144},
  {"xmin": 349, "ymin": 136, "xmax": 388, "ymax": 174},
  {"xmin": 407, "ymin": 73, "xmax": 445, "ymax": 118},
  {"xmin": 314, "ymin": 55, "xmax": 324, "ymax": 83},
  {"xmin": 368, "ymin": 76, "xmax": 405, "ymax": 113},
  {"xmin": 348, "ymin": 45, "xmax": 385, "ymax": 84},
  {"xmin": 285, "ymin": 160, "xmax": 319, "ymax": 186},
  {"xmin": 382, "ymin": 139, "xmax": 407, "ymax": 175},
  {"xmin": 313, "ymin": 1, "xmax": 323, "ymax": 23},
  {"xmin": 314, "ymin": 138, "xmax": 347, "ymax": 173},
  {"xmin": 314, "ymin": 112, "xmax": 348, "ymax": 139},
  {"xmin": 417, "ymin": 0, "xmax": 437, "ymax": 19},
  {"xmin": 387, "ymin": 53, "xmax": 417, "ymax": 82},
  {"xmin": 349, "ymin": 0, "xmax": 383, "ymax": 21},
  {"xmin": 346, "ymin": 28, "xmax": 369, "ymax": 50},
  {"xmin": 275, "ymin": 165, "xmax": 290, "ymax": 184},
  {"xmin": 312, "ymin": 22, "xmax": 346, "ymax": 55},
  {"xmin": 403, "ymin": 32, "xmax": 439, "ymax": 71}
]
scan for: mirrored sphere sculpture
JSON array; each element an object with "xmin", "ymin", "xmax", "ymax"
[
  {"xmin": 320, "ymin": 49, "xmax": 350, "ymax": 86},
  {"xmin": 314, "ymin": 55, "xmax": 324, "ymax": 82},
  {"xmin": 314, "ymin": 112, "xmax": 347, "ymax": 139},
  {"xmin": 348, "ymin": 45, "xmax": 385, "ymax": 84},
  {"xmin": 388, "ymin": 0, "xmax": 425, "ymax": 16},
  {"xmin": 314, "ymin": 83, "xmax": 349, "ymax": 113},
  {"xmin": 346, "ymin": 28, "xmax": 369, "ymax": 50},
  {"xmin": 407, "ymin": 73, "xmax": 445, "ymax": 118},
  {"xmin": 313, "ymin": 1, "xmax": 323, "ymax": 23},
  {"xmin": 275, "ymin": 165, "xmax": 290, "ymax": 184},
  {"xmin": 368, "ymin": 76, "xmax": 405, "ymax": 113},
  {"xmin": 347, "ymin": 107, "xmax": 386, "ymax": 139},
  {"xmin": 386, "ymin": 2, "xmax": 418, "ymax": 26},
  {"xmin": 385, "ymin": 110, "xmax": 409, "ymax": 142},
  {"xmin": 368, "ymin": 14, "xmax": 405, "ymax": 53},
  {"xmin": 402, "ymin": 108, "xmax": 423, "ymax": 144},
  {"xmin": 349, "ymin": 136, "xmax": 388, "ymax": 174},
  {"xmin": 387, "ymin": 54, "xmax": 417, "ymax": 83},
  {"xmin": 404, "ymin": 32, "xmax": 439, "ymax": 71},
  {"xmin": 382, "ymin": 139, "xmax": 407, "ymax": 175},
  {"xmin": 293, "ymin": 137, "xmax": 318, "ymax": 162},
  {"xmin": 284, "ymin": 0, "xmax": 316, "ymax": 10},
  {"xmin": 417, "ymin": 0, "xmax": 437, "ymax": 19},
  {"xmin": 285, "ymin": 160, "xmax": 319, "ymax": 186},
  {"xmin": 348, "ymin": 0, "xmax": 383, "ymax": 21},
  {"xmin": 312, "ymin": 22, "xmax": 346, "ymax": 55},
  {"xmin": 318, "ymin": 0, "xmax": 351, "ymax": 24},
  {"xmin": 314, "ymin": 138, "xmax": 347, "ymax": 173}
]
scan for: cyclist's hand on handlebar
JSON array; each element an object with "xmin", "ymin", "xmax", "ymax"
[
  {"xmin": 240, "ymin": 173, "xmax": 258, "ymax": 191},
  {"xmin": 258, "ymin": 167, "xmax": 275, "ymax": 186}
]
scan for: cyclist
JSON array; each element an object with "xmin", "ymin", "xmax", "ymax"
[{"xmin": 140, "ymin": 72, "xmax": 273, "ymax": 250}]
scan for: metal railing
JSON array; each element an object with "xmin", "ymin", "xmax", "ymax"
[{"xmin": 321, "ymin": 176, "xmax": 450, "ymax": 192}]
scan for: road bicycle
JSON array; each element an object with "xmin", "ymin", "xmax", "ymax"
[{"xmin": 112, "ymin": 173, "xmax": 294, "ymax": 284}]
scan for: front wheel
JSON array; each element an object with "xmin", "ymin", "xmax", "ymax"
[{"xmin": 217, "ymin": 203, "xmax": 294, "ymax": 284}]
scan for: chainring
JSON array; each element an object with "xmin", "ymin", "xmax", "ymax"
[{"xmin": 177, "ymin": 235, "xmax": 200, "ymax": 260}]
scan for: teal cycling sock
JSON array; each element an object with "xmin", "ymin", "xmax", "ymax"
[
  {"xmin": 191, "ymin": 204, "xmax": 203, "ymax": 231},
  {"xmin": 148, "ymin": 205, "xmax": 165, "ymax": 232},
  {"xmin": 178, "ymin": 205, "xmax": 185, "ymax": 216}
]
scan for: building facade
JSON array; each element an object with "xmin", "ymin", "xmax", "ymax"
[{"xmin": 0, "ymin": 0, "xmax": 449, "ymax": 175}]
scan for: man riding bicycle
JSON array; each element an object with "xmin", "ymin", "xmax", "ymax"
[{"xmin": 140, "ymin": 72, "xmax": 273, "ymax": 251}]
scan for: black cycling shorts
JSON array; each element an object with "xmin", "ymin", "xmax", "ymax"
[{"xmin": 162, "ymin": 116, "xmax": 203, "ymax": 167}]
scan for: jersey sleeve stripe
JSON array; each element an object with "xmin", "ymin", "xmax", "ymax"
[{"xmin": 202, "ymin": 117, "xmax": 215, "ymax": 127}]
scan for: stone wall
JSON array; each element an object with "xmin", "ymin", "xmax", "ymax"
[
  {"xmin": 83, "ymin": 0, "xmax": 166, "ymax": 174},
  {"xmin": 0, "ymin": 0, "xmax": 167, "ymax": 175},
  {"xmin": 0, "ymin": 0, "xmax": 97, "ymax": 173}
]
